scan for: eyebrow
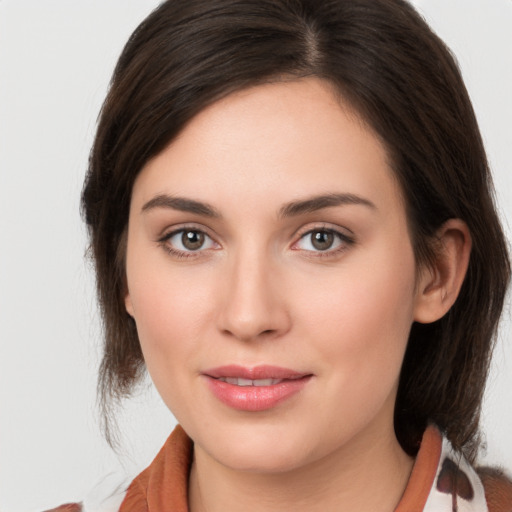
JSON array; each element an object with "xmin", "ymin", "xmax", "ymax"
[
  {"xmin": 141, "ymin": 192, "xmax": 376, "ymax": 218},
  {"xmin": 141, "ymin": 194, "xmax": 220, "ymax": 218},
  {"xmin": 279, "ymin": 193, "xmax": 376, "ymax": 218}
]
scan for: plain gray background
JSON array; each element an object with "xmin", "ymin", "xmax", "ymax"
[{"xmin": 1, "ymin": 1, "xmax": 511, "ymax": 510}]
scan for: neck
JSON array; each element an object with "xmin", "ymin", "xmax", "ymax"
[{"xmin": 188, "ymin": 420, "xmax": 414, "ymax": 512}]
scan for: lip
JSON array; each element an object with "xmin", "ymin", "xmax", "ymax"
[
  {"xmin": 204, "ymin": 365, "xmax": 308, "ymax": 380},
  {"xmin": 203, "ymin": 365, "xmax": 312, "ymax": 412}
]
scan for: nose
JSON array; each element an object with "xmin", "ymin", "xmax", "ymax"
[{"xmin": 216, "ymin": 251, "xmax": 291, "ymax": 342}]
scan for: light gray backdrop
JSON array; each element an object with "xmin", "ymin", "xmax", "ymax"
[{"xmin": 0, "ymin": 1, "xmax": 511, "ymax": 511}]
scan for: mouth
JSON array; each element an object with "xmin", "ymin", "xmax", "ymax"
[
  {"xmin": 203, "ymin": 365, "xmax": 313, "ymax": 411},
  {"xmin": 216, "ymin": 377, "xmax": 285, "ymax": 386}
]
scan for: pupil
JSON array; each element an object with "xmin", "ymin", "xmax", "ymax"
[
  {"xmin": 182, "ymin": 231, "xmax": 204, "ymax": 250},
  {"xmin": 312, "ymin": 231, "xmax": 333, "ymax": 250}
]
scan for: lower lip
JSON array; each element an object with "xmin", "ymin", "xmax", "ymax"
[{"xmin": 204, "ymin": 376, "xmax": 311, "ymax": 412}]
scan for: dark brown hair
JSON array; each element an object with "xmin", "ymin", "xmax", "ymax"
[{"xmin": 82, "ymin": 0, "xmax": 510, "ymax": 460}]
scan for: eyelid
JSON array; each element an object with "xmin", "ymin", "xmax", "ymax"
[
  {"xmin": 157, "ymin": 222, "xmax": 218, "ymax": 241},
  {"xmin": 292, "ymin": 222, "xmax": 354, "ymax": 241},
  {"xmin": 157, "ymin": 223, "xmax": 221, "ymax": 257},
  {"xmin": 291, "ymin": 223, "xmax": 356, "ymax": 254}
]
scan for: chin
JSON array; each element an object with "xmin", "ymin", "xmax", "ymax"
[
  {"xmin": 212, "ymin": 442, "xmax": 312, "ymax": 474},
  {"xmin": 192, "ymin": 419, "xmax": 320, "ymax": 474}
]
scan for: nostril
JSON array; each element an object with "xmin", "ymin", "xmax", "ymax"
[{"xmin": 221, "ymin": 327, "xmax": 276, "ymax": 341}]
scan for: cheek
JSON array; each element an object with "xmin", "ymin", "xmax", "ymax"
[
  {"xmin": 295, "ymin": 245, "xmax": 417, "ymax": 387},
  {"xmin": 288, "ymin": 255, "xmax": 417, "ymax": 444},
  {"xmin": 125, "ymin": 253, "xmax": 217, "ymax": 390}
]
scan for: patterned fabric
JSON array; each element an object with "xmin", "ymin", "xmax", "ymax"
[
  {"xmin": 44, "ymin": 505, "xmax": 83, "ymax": 512},
  {"xmin": 424, "ymin": 436, "xmax": 488, "ymax": 511},
  {"xmin": 43, "ymin": 473, "xmax": 129, "ymax": 512},
  {"xmin": 46, "ymin": 425, "xmax": 512, "ymax": 512}
]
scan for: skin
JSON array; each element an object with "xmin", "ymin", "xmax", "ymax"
[{"xmin": 124, "ymin": 78, "xmax": 471, "ymax": 512}]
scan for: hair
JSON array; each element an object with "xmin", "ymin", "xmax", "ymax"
[{"xmin": 82, "ymin": 0, "xmax": 510, "ymax": 460}]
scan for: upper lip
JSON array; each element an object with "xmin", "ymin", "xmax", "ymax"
[{"xmin": 203, "ymin": 365, "xmax": 310, "ymax": 380}]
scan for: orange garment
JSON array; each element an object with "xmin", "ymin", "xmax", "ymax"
[
  {"xmin": 118, "ymin": 425, "xmax": 511, "ymax": 511},
  {"xmin": 120, "ymin": 426, "xmax": 191, "ymax": 512},
  {"xmin": 47, "ymin": 425, "xmax": 512, "ymax": 511}
]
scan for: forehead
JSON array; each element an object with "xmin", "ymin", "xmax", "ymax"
[{"xmin": 132, "ymin": 78, "xmax": 403, "ymax": 216}]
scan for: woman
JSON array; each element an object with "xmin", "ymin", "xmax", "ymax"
[{"xmin": 50, "ymin": 0, "xmax": 512, "ymax": 510}]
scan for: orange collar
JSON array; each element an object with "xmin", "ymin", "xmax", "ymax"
[{"xmin": 120, "ymin": 425, "xmax": 444, "ymax": 512}]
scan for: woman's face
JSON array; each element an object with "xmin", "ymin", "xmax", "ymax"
[{"xmin": 125, "ymin": 78, "xmax": 424, "ymax": 472}]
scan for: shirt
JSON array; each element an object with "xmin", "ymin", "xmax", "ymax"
[{"xmin": 46, "ymin": 424, "xmax": 512, "ymax": 512}]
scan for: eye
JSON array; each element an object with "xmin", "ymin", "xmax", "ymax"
[
  {"xmin": 161, "ymin": 228, "xmax": 218, "ymax": 254},
  {"xmin": 294, "ymin": 228, "xmax": 353, "ymax": 253}
]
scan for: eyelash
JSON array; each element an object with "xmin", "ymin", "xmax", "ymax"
[
  {"xmin": 157, "ymin": 225, "xmax": 355, "ymax": 260},
  {"xmin": 292, "ymin": 226, "xmax": 355, "ymax": 257},
  {"xmin": 158, "ymin": 226, "xmax": 219, "ymax": 259}
]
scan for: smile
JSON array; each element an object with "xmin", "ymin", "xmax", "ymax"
[
  {"xmin": 217, "ymin": 377, "xmax": 283, "ymax": 386},
  {"xmin": 203, "ymin": 365, "xmax": 312, "ymax": 412}
]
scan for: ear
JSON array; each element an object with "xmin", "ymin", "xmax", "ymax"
[
  {"xmin": 413, "ymin": 219, "xmax": 471, "ymax": 324},
  {"xmin": 125, "ymin": 292, "xmax": 134, "ymax": 318}
]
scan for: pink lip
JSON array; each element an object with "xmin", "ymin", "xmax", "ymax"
[{"xmin": 203, "ymin": 365, "xmax": 312, "ymax": 412}]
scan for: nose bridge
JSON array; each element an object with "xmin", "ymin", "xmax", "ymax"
[{"xmin": 218, "ymin": 242, "xmax": 289, "ymax": 341}]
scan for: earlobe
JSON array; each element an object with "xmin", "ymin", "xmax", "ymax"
[
  {"xmin": 413, "ymin": 219, "xmax": 471, "ymax": 324},
  {"xmin": 125, "ymin": 293, "xmax": 134, "ymax": 318}
]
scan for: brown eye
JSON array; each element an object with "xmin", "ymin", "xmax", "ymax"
[
  {"xmin": 162, "ymin": 228, "xmax": 217, "ymax": 255},
  {"xmin": 294, "ymin": 228, "xmax": 353, "ymax": 254},
  {"xmin": 311, "ymin": 231, "xmax": 334, "ymax": 251},
  {"xmin": 182, "ymin": 230, "xmax": 205, "ymax": 250}
]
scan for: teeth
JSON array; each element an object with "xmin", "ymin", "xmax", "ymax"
[
  {"xmin": 254, "ymin": 378, "xmax": 275, "ymax": 386},
  {"xmin": 219, "ymin": 377, "xmax": 282, "ymax": 386}
]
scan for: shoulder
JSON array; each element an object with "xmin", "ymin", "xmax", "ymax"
[
  {"xmin": 411, "ymin": 425, "xmax": 512, "ymax": 511},
  {"xmin": 42, "ymin": 472, "xmax": 131, "ymax": 512},
  {"xmin": 477, "ymin": 466, "xmax": 512, "ymax": 512},
  {"xmin": 44, "ymin": 426, "xmax": 191, "ymax": 512},
  {"xmin": 43, "ymin": 505, "xmax": 83, "ymax": 512}
]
